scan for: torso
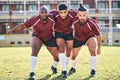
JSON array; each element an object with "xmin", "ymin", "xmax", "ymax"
[
  {"xmin": 24, "ymin": 15, "xmax": 55, "ymax": 41},
  {"xmin": 73, "ymin": 17, "xmax": 100, "ymax": 41},
  {"xmin": 50, "ymin": 10, "xmax": 77, "ymax": 34}
]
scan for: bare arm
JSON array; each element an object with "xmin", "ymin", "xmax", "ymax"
[{"xmin": 7, "ymin": 23, "xmax": 26, "ymax": 35}]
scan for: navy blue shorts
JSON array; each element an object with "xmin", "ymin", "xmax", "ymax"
[
  {"xmin": 43, "ymin": 37, "xmax": 57, "ymax": 47},
  {"xmin": 32, "ymin": 33, "xmax": 57, "ymax": 47},
  {"xmin": 55, "ymin": 32, "xmax": 73, "ymax": 40},
  {"xmin": 73, "ymin": 35, "xmax": 95, "ymax": 48}
]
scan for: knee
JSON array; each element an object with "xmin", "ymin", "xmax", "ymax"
[
  {"xmin": 89, "ymin": 47, "xmax": 96, "ymax": 56},
  {"xmin": 31, "ymin": 53, "xmax": 38, "ymax": 57},
  {"xmin": 57, "ymin": 41, "xmax": 65, "ymax": 52},
  {"xmin": 53, "ymin": 53, "xmax": 59, "ymax": 61},
  {"xmin": 58, "ymin": 46, "xmax": 65, "ymax": 53},
  {"xmin": 66, "ymin": 53, "xmax": 70, "ymax": 57},
  {"xmin": 59, "ymin": 48, "xmax": 64, "ymax": 52},
  {"xmin": 54, "ymin": 57, "xmax": 59, "ymax": 62},
  {"xmin": 67, "ymin": 46, "xmax": 73, "ymax": 51},
  {"xmin": 66, "ymin": 49, "xmax": 72, "ymax": 57},
  {"xmin": 66, "ymin": 46, "xmax": 73, "ymax": 55},
  {"xmin": 32, "ymin": 48, "xmax": 39, "ymax": 56},
  {"xmin": 71, "ymin": 55, "xmax": 77, "ymax": 60},
  {"xmin": 71, "ymin": 53, "xmax": 77, "ymax": 60}
]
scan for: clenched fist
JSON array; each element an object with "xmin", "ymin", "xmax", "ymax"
[{"xmin": 97, "ymin": 47, "xmax": 101, "ymax": 55}]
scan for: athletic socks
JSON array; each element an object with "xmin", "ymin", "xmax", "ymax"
[
  {"xmin": 90, "ymin": 56, "xmax": 96, "ymax": 70},
  {"xmin": 71, "ymin": 60, "xmax": 77, "ymax": 69},
  {"xmin": 30, "ymin": 56, "xmax": 38, "ymax": 72},
  {"xmin": 52, "ymin": 60, "xmax": 58, "ymax": 68},
  {"xmin": 66, "ymin": 57, "xmax": 70, "ymax": 66},
  {"xmin": 59, "ymin": 53, "xmax": 67, "ymax": 71}
]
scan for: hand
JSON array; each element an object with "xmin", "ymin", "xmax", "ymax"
[
  {"xmin": 7, "ymin": 29, "xmax": 13, "ymax": 35},
  {"xmin": 97, "ymin": 47, "xmax": 101, "ymax": 55}
]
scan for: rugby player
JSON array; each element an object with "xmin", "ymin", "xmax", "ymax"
[
  {"xmin": 68, "ymin": 4, "xmax": 102, "ymax": 76},
  {"xmin": 7, "ymin": 6, "xmax": 59, "ymax": 80},
  {"xmin": 49, "ymin": 3, "xmax": 77, "ymax": 78}
]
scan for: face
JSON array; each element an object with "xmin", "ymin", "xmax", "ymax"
[
  {"xmin": 58, "ymin": 10, "xmax": 68, "ymax": 19},
  {"xmin": 77, "ymin": 11, "xmax": 88, "ymax": 24},
  {"xmin": 39, "ymin": 11, "xmax": 48, "ymax": 19}
]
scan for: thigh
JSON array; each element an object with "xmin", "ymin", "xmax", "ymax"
[
  {"xmin": 66, "ymin": 40, "xmax": 74, "ymax": 49},
  {"xmin": 31, "ymin": 36, "xmax": 43, "ymax": 56},
  {"xmin": 56, "ymin": 38, "xmax": 65, "ymax": 50}
]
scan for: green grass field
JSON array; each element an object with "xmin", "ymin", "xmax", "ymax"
[{"xmin": 0, "ymin": 46, "xmax": 120, "ymax": 80}]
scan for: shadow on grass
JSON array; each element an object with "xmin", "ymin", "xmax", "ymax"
[
  {"xmin": 51, "ymin": 74, "xmax": 67, "ymax": 80},
  {"xmin": 39, "ymin": 74, "xmax": 52, "ymax": 80},
  {"xmin": 67, "ymin": 72, "xmax": 75, "ymax": 77},
  {"xmin": 84, "ymin": 75, "xmax": 94, "ymax": 80}
]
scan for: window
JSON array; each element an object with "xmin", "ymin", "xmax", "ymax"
[
  {"xmin": 115, "ymin": 40, "xmax": 119, "ymax": 43},
  {"xmin": 10, "ymin": 42, "xmax": 15, "ymax": 44},
  {"xmin": 102, "ymin": 40, "xmax": 104, "ymax": 43},
  {"xmin": 2, "ymin": 4, "xmax": 9, "ymax": 11},
  {"xmin": 43, "ymin": 4, "xmax": 50, "ymax": 11},
  {"xmin": 26, "ymin": 41, "xmax": 30, "ymax": 44},
  {"xmin": 112, "ymin": 2, "xmax": 120, "ymax": 8},
  {"xmin": 113, "ymin": 20, "xmax": 120, "ymax": 27},
  {"xmin": 0, "ymin": 23, "xmax": 9, "ymax": 34},
  {"xmin": 2, "ymin": 23, "xmax": 9, "ymax": 31},
  {"xmin": 2, "ymin": 25, "xmax": 6, "ymax": 32},
  {"xmin": 98, "ymin": 21, "xmax": 105, "ymax": 27},
  {"xmin": 17, "ymin": 41, "xmax": 22, "ymax": 44},
  {"xmin": 98, "ymin": 2, "xmax": 106, "ymax": 9},
  {"xmin": 28, "ymin": 5, "xmax": 37, "ymax": 11},
  {"xmin": 84, "ymin": 4, "xmax": 90, "ymax": 9},
  {"xmin": 16, "ymin": 5, "xmax": 23, "ymax": 11},
  {"xmin": 71, "ymin": 4, "xmax": 79, "ymax": 10}
]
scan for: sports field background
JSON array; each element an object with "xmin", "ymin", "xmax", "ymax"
[{"xmin": 0, "ymin": 46, "xmax": 120, "ymax": 80}]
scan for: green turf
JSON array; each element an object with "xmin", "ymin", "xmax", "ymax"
[{"xmin": 0, "ymin": 46, "xmax": 120, "ymax": 80}]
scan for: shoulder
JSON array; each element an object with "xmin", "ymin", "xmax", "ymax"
[
  {"xmin": 24, "ymin": 15, "xmax": 40, "ymax": 27},
  {"xmin": 49, "ymin": 9, "xmax": 58, "ymax": 15},
  {"xmin": 68, "ymin": 9, "xmax": 77, "ymax": 14},
  {"xmin": 27, "ymin": 15, "xmax": 39, "ymax": 22},
  {"xmin": 49, "ymin": 9, "xmax": 59, "ymax": 18},
  {"xmin": 68, "ymin": 10, "xmax": 77, "ymax": 17},
  {"xmin": 73, "ymin": 16, "xmax": 79, "ymax": 24},
  {"xmin": 48, "ymin": 14, "xmax": 55, "ymax": 23},
  {"xmin": 88, "ymin": 17, "xmax": 97, "ymax": 24},
  {"xmin": 88, "ymin": 17, "xmax": 99, "ymax": 28}
]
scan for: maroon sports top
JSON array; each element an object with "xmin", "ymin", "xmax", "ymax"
[
  {"xmin": 24, "ymin": 15, "xmax": 55, "ymax": 41},
  {"xmin": 73, "ymin": 17, "xmax": 100, "ymax": 41}
]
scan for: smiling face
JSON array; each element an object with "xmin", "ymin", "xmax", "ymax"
[
  {"xmin": 58, "ymin": 10, "xmax": 68, "ymax": 19},
  {"xmin": 77, "ymin": 11, "xmax": 88, "ymax": 24}
]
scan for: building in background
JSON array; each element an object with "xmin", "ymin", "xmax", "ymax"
[{"xmin": 0, "ymin": 0, "xmax": 120, "ymax": 46}]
